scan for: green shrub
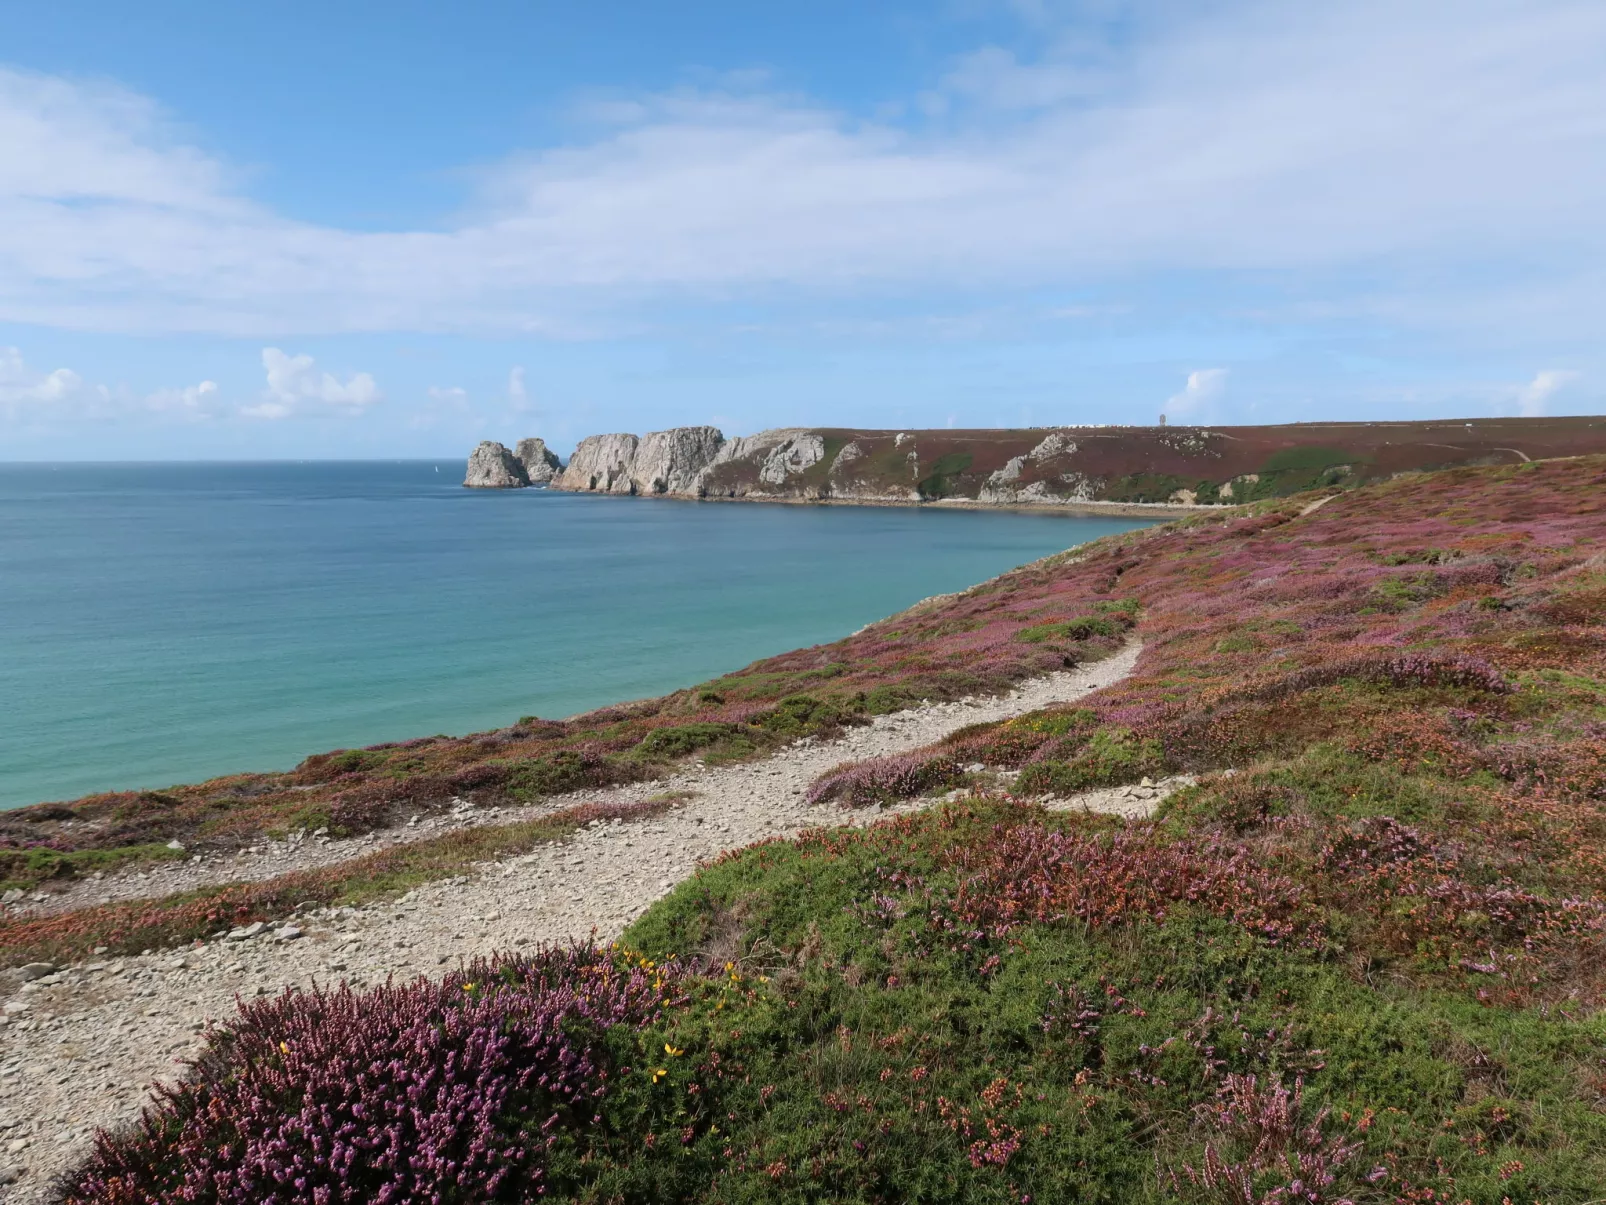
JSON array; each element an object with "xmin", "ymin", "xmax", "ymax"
[
  {"xmin": 633, "ymin": 723, "xmax": 745, "ymax": 759},
  {"xmin": 1017, "ymin": 616, "xmax": 1120, "ymax": 644},
  {"xmin": 754, "ymin": 693, "xmax": 862, "ymax": 736},
  {"xmin": 1016, "ymin": 727, "xmax": 1166, "ymax": 794}
]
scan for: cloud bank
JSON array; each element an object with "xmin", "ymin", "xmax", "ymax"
[{"xmin": 0, "ymin": 0, "xmax": 1603, "ymax": 341}]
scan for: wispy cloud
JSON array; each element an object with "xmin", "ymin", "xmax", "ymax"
[
  {"xmin": 0, "ymin": 2, "xmax": 1604, "ymax": 344},
  {"xmin": 1515, "ymin": 369, "xmax": 1580, "ymax": 417},
  {"xmin": 507, "ymin": 366, "xmax": 530, "ymax": 411}
]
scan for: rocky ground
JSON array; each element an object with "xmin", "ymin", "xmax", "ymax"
[{"xmin": 0, "ymin": 644, "xmax": 1187, "ymax": 1201}]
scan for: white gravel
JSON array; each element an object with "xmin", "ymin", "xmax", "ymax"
[{"xmin": 0, "ymin": 644, "xmax": 1149, "ymax": 1200}]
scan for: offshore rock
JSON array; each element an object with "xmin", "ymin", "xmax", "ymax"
[
  {"xmin": 632, "ymin": 427, "xmax": 725, "ymax": 495},
  {"xmin": 463, "ymin": 441, "xmax": 529, "ymax": 489},
  {"xmin": 558, "ymin": 433, "xmax": 640, "ymax": 493},
  {"xmin": 514, "ymin": 438, "xmax": 563, "ymax": 484}
]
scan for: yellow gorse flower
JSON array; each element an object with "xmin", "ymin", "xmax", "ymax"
[
  {"xmin": 652, "ymin": 1068, "xmax": 668, "ymax": 1083},
  {"xmin": 664, "ymin": 1043, "xmax": 684, "ymax": 1057}
]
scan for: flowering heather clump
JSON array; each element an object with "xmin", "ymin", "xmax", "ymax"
[
  {"xmin": 63, "ymin": 945, "xmax": 684, "ymax": 1205},
  {"xmin": 933, "ymin": 817, "xmax": 1320, "ymax": 947},
  {"xmin": 1168, "ymin": 1075, "xmax": 1364, "ymax": 1205},
  {"xmin": 805, "ymin": 749, "xmax": 963, "ymax": 806},
  {"xmin": 1310, "ymin": 815, "xmax": 1606, "ymax": 971}
]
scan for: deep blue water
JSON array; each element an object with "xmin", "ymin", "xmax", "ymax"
[{"xmin": 0, "ymin": 462, "xmax": 1152, "ymax": 808}]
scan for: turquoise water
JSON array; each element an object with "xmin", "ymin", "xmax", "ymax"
[{"xmin": 0, "ymin": 463, "xmax": 1152, "ymax": 809}]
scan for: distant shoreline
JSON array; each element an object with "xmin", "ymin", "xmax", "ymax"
[{"xmin": 545, "ymin": 487, "xmax": 1203, "ymax": 519}]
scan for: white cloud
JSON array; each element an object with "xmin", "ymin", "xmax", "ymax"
[
  {"xmin": 1165, "ymin": 368, "xmax": 1228, "ymax": 418},
  {"xmin": 507, "ymin": 366, "xmax": 528, "ymax": 409},
  {"xmin": 0, "ymin": 346, "xmax": 83, "ymax": 408},
  {"xmin": 0, "ymin": 1, "xmax": 1604, "ymax": 342},
  {"xmin": 244, "ymin": 348, "xmax": 380, "ymax": 419},
  {"xmin": 1515, "ymin": 369, "xmax": 1580, "ymax": 416},
  {"xmin": 1, "ymin": 345, "xmax": 218, "ymax": 423}
]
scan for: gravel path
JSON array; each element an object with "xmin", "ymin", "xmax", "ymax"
[{"xmin": 0, "ymin": 644, "xmax": 1160, "ymax": 1200}]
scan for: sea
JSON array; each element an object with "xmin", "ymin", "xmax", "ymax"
[{"xmin": 0, "ymin": 462, "xmax": 1154, "ymax": 809}]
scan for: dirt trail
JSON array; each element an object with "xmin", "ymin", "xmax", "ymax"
[{"xmin": 0, "ymin": 644, "xmax": 1151, "ymax": 1200}]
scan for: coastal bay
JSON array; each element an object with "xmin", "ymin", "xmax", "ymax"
[{"xmin": 0, "ymin": 461, "xmax": 1151, "ymax": 809}]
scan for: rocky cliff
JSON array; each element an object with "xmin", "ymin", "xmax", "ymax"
[
  {"xmin": 557, "ymin": 433, "xmax": 640, "ymax": 494},
  {"xmin": 631, "ymin": 426, "xmax": 725, "ymax": 494},
  {"xmin": 463, "ymin": 441, "xmax": 529, "ymax": 489},
  {"xmin": 487, "ymin": 416, "xmax": 1606, "ymax": 507},
  {"xmin": 514, "ymin": 438, "xmax": 563, "ymax": 484}
]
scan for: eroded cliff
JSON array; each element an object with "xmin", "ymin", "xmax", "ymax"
[{"xmin": 482, "ymin": 417, "xmax": 1606, "ymax": 507}]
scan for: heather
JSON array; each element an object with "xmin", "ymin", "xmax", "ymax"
[
  {"xmin": 67, "ymin": 801, "xmax": 1606, "ymax": 1203},
  {"xmin": 62, "ymin": 944, "xmax": 690, "ymax": 1204},
  {"xmin": 51, "ymin": 457, "xmax": 1606, "ymax": 1200}
]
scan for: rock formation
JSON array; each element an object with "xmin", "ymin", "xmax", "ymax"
[
  {"xmin": 979, "ymin": 432, "xmax": 1095, "ymax": 504},
  {"xmin": 697, "ymin": 429, "xmax": 841, "ymax": 499},
  {"xmin": 557, "ymin": 433, "xmax": 640, "ymax": 494},
  {"xmin": 630, "ymin": 426, "xmax": 725, "ymax": 494},
  {"xmin": 514, "ymin": 438, "xmax": 563, "ymax": 484},
  {"xmin": 463, "ymin": 441, "xmax": 529, "ymax": 489},
  {"xmin": 492, "ymin": 417, "xmax": 1606, "ymax": 508}
]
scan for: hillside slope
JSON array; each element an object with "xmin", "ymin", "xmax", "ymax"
[
  {"xmin": 539, "ymin": 416, "xmax": 1606, "ymax": 507},
  {"xmin": 48, "ymin": 454, "xmax": 1606, "ymax": 1204}
]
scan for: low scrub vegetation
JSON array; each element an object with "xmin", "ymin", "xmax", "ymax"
[
  {"xmin": 67, "ymin": 797, "xmax": 1606, "ymax": 1203},
  {"xmin": 42, "ymin": 455, "xmax": 1606, "ymax": 1200}
]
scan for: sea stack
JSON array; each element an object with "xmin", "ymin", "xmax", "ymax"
[
  {"xmin": 463, "ymin": 441, "xmax": 530, "ymax": 488},
  {"xmin": 514, "ymin": 437, "xmax": 563, "ymax": 484}
]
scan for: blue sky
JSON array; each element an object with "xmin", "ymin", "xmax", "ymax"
[{"xmin": 1, "ymin": 0, "xmax": 1602, "ymax": 459}]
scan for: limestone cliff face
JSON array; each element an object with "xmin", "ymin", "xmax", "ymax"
[
  {"xmin": 514, "ymin": 438, "xmax": 563, "ymax": 484},
  {"xmin": 558, "ymin": 433, "xmax": 640, "ymax": 494},
  {"xmin": 523, "ymin": 417, "xmax": 1581, "ymax": 509},
  {"xmin": 632, "ymin": 426, "xmax": 725, "ymax": 495},
  {"xmin": 463, "ymin": 441, "xmax": 529, "ymax": 489},
  {"xmin": 697, "ymin": 429, "xmax": 828, "ymax": 498}
]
